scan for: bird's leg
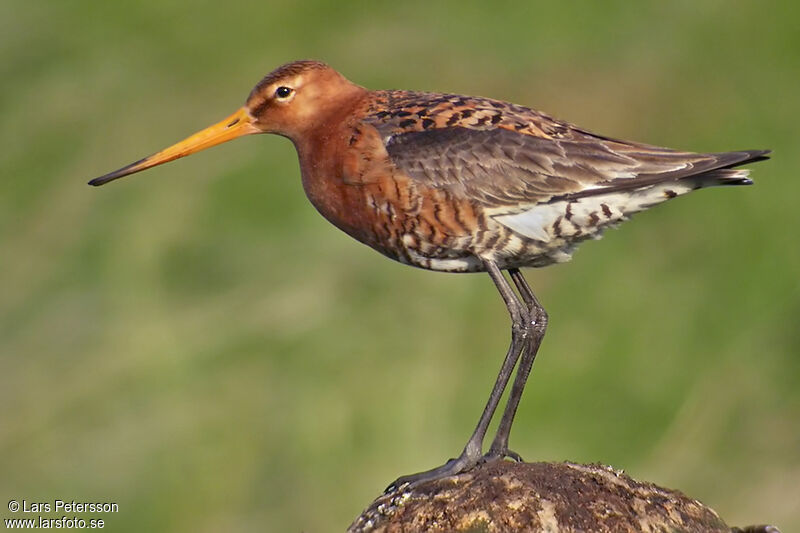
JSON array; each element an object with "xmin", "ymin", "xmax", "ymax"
[
  {"xmin": 485, "ymin": 268, "xmax": 547, "ymax": 461},
  {"xmin": 461, "ymin": 261, "xmax": 530, "ymax": 459},
  {"xmin": 386, "ymin": 260, "xmax": 528, "ymax": 491}
]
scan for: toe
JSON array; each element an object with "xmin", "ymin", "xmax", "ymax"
[{"xmin": 385, "ymin": 454, "xmax": 480, "ymax": 492}]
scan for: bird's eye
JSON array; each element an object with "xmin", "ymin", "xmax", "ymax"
[{"xmin": 275, "ymin": 86, "xmax": 293, "ymax": 99}]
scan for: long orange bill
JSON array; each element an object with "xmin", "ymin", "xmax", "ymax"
[{"xmin": 89, "ymin": 107, "xmax": 259, "ymax": 186}]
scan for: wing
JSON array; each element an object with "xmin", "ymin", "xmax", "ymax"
[{"xmin": 380, "ymin": 125, "xmax": 768, "ymax": 207}]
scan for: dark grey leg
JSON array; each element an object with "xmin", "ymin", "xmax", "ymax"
[
  {"xmin": 486, "ymin": 268, "xmax": 547, "ymax": 459},
  {"xmin": 386, "ymin": 260, "xmax": 529, "ymax": 490}
]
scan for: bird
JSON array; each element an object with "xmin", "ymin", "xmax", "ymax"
[{"xmin": 90, "ymin": 60, "xmax": 769, "ymax": 488}]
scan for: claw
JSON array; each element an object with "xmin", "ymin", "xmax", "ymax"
[
  {"xmin": 484, "ymin": 447, "xmax": 524, "ymax": 463},
  {"xmin": 506, "ymin": 449, "xmax": 524, "ymax": 462}
]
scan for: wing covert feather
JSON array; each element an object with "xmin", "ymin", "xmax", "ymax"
[{"xmin": 382, "ymin": 126, "xmax": 766, "ymax": 206}]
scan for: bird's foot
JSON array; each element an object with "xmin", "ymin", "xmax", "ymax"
[
  {"xmin": 483, "ymin": 446, "xmax": 523, "ymax": 463},
  {"xmin": 385, "ymin": 451, "xmax": 481, "ymax": 493}
]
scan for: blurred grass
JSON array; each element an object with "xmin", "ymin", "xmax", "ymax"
[{"xmin": 1, "ymin": 1, "xmax": 799, "ymax": 531}]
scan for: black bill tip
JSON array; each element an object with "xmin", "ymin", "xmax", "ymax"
[{"xmin": 88, "ymin": 157, "xmax": 149, "ymax": 186}]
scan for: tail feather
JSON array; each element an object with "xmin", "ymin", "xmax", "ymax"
[
  {"xmin": 702, "ymin": 149, "xmax": 771, "ymax": 170},
  {"xmin": 554, "ymin": 149, "xmax": 770, "ymax": 202},
  {"xmin": 692, "ymin": 167, "xmax": 753, "ymax": 188},
  {"xmin": 687, "ymin": 149, "xmax": 770, "ymax": 188},
  {"xmin": 492, "ymin": 148, "xmax": 770, "ymax": 252}
]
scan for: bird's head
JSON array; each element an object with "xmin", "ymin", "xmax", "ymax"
[{"xmin": 90, "ymin": 60, "xmax": 363, "ymax": 186}]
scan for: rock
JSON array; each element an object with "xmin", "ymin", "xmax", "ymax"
[{"xmin": 348, "ymin": 461, "xmax": 778, "ymax": 533}]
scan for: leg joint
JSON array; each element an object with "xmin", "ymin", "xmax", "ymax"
[{"xmin": 510, "ymin": 307, "xmax": 530, "ymax": 336}]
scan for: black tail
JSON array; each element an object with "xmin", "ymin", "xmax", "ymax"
[{"xmin": 692, "ymin": 149, "xmax": 771, "ymax": 187}]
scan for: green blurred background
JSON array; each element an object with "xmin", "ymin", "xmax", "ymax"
[{"xmin": 1, "ymin": 1, "xmax": 798, "ymax": 531}]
